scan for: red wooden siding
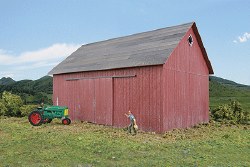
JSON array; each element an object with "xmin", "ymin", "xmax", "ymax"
[
  {"xmin": 162, "ymin": 27, "xmax": 209, "ymax": 131},
  {"xmin": 52, "ymin": 25, "xmax": 211, "ymax": 133},
  {"xmin": 53, "ymin": 65, "xmax": 163, "ymax": 132},
  {"xmin": 55, "ymin": 78, "xmax": 113, "ymax": 125}
]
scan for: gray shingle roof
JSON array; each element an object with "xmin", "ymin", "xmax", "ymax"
[{"xmin": 48, "ymin": 22, "xmax": 194, "ymax": 75}]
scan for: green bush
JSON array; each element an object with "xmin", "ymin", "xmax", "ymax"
[
  {"xmin": 2, "ymin": 91, "xmax": 23, "ymax": 116},
  {"xmin": 0, "ymin": 91, "xmax": 39, "ymax": 117},
  {"xmin": 211, "ymin": 100, "xmax": 250, "ymax": 124},
  {"xmin": 20, "ymin": 105, "xmax": 38, "ymax": 117},
  {"xmin": 0, "ymin": 99, "xmax": 7, "ymax": 116}
]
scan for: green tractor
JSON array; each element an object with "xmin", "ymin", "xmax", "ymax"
[{"xmin": 28, "ymin": 106, "xmax": 71, "ymax": 126}]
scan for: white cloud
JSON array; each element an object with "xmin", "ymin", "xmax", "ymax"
[
  {"xmin": 17, "ymin": 61, "xmax": 60, "ymax": 71},
  {"xmin": 234, "ymin": 32, "xmax": 250, "ymax": 43},
  {"xmin": 0, "ymin": 43, "xmax": 81, "ymax": 80},
  {"xmin": 0, "ymin": 43, "xmax": 80, "ymax": 65}
]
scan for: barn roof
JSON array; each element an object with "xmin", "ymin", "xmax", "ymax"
[{"xmin": 49, "ymin": 22, "xmax": 213, "ymax": 75}]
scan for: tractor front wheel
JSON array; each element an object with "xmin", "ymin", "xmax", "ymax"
[
  {"xmin": 62, "ymin": 118, "xmax": 71, "ymax": 125},
  {"xmin": 28, "ymin": 111, "xmax": 43, "ymax": 126}
]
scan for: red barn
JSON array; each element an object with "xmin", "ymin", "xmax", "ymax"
[{"xmin": 48, "ymin": 22, "xmax": 213, "ymax": 133}]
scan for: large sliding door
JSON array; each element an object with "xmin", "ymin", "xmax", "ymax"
[{"xmin": 77, "ymin": 78, "xmax": 113, "ymax": 125}]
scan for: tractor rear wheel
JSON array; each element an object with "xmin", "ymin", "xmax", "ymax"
[
  {"xmin": 62, "ymin": 118, "xmax": 71, "ymax": 125},
  {"xmin": 28, "ymin": 111, "xmax": 43, "ymax": 126}
]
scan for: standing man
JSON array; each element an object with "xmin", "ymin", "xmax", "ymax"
[{"xmin": 125, "ymin": 110, "xmax": 137, "ymax": 135}]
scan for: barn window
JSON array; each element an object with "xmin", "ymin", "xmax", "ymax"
[{"xmin": 188, "ymin": 35, "xmax": 193, "ymax": 46}]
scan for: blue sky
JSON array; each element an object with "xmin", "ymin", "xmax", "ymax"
[{"xmin": 0, "ymin": 0, "xmax": 250, "ymax": 85}]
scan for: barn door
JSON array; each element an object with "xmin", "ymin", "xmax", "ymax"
[
  {"xmin": 94, "ymin": 78, "xmax": 113, "ymax": 125},
  {"xmin": 78, "ymin": 78, "xmax": 113, "ymax": 125},
  {"xmin": 78, "ymin": 79, "xmax": 95, "ymax": 122}
]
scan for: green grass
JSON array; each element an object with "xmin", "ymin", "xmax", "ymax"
[
  {"xmin": 0, "ymin": 117, "xmax": 249, "ymax": 167},
  {"xmin": 210, "ymin": 96, "xmax": 250, "ymax": 111}
]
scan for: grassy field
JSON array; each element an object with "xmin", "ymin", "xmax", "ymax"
[
  {"xmin": 0, "ymin": 117, "xmax": 249, "ymax": 167},
  {"xmin": 210, "ymin": 96, "xmax": 250, "ymax": 111}
]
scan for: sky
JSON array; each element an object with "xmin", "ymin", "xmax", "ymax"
[{"xmin": 0, "ymin": 0, "xmax": 250, "ymax": 85}]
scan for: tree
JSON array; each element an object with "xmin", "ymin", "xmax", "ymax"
[{"xmin": 2, "ymin": 91, "xmax": 23, "ymax": 116}]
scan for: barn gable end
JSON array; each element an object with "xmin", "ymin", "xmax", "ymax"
[{"xmin": 162, "ymin": 23, "xmax": 211, "ymax": 131}]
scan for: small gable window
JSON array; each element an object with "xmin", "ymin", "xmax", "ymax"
[{"xmin": 188, "ymin": 35, "xmax": 193, "ymax": 46}]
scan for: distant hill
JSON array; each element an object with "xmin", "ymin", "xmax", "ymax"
[
  {"xmin": 209, "ymin": 76, "xmax": 250, "ymax": 97},
  {"xmin": 0, "ymin": 77, "xmax": 15, "ymax": 85},
  {"xmin": 210, "ymin": 76, "xmax": 250, "ymax": 89},
  {"xmin": 0, "ymin": 76, "xmax": 52, "ymax": 95},
  {"xmin": 0, "ymin": 76, "xmax": 53, "ymax": 104},
  {"xmin": 209, "ymin": 76, "xmax": 250, "ymax": 111}
]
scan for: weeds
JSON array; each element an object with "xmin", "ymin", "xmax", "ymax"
[{"xmin": 211, "ymin": 100, "xmax": 250, "ymax": 124}]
